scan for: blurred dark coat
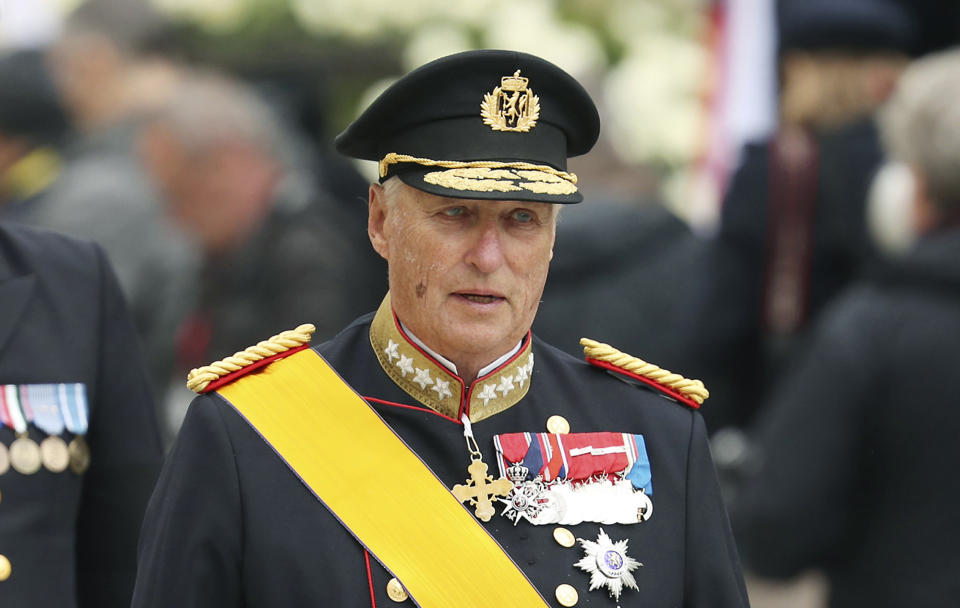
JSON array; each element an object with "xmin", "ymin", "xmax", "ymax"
[
  {"xmin": 133, "ymin": 305, "xmax": 748, "ymax": 607},
  {"xmin": 731, "ymin": 227, "xmax": 960, "ymax": 606},
  {"xmin": 688, "ymin": 119, "xmax": 884, "ymax": 432},
  {"xmin": 0, "ymin": 221, "xmax": 162, "ymax": 607},
  {"xmin": 181, "ymin": 186, "xmax": 385, "ymax": 367},
  {"xmin": 534, "ymin": 201, "xmax": 705, "ymax": 372}
]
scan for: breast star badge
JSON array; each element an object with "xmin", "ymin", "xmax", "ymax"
[{"xmin": 574, "ymin": 528, "xmax": 642, "ymax": 601}]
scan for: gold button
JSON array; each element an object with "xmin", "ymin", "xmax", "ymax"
[
  {"xmin": 555, "ymin": 583, "xmax": 578, "ymax": 606},
  {"xmin": 553, "ymin": 526, "xmax": 576, "ymax": 548},
  {"xmin": 386, "ymin": 577, "xmax": 408, "ymax": 602},
  {"xmin": 546, "ymin": 415, "xmax": 570, "ymax": 434},
  {"xmin": 0, "ymin": 554, "xmax": 11, "ymax": 582}
]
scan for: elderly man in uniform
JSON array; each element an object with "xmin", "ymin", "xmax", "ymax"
[{"xmin": 132, "ymin": 50, "xmax": 747, "ymax": 607}]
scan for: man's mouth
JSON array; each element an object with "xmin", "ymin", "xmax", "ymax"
[{"xmin": 457, "ymin": 292, "xmax": 504, "ymax": 304}]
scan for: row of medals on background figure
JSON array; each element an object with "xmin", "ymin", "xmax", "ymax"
[{"xmin": 0, "ymin": 434, "xmax": 90, "ymax": 476}]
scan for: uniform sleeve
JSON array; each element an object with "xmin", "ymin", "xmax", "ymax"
[
  {"xmin": 131, "ymin": 395, "xmax": 243, "ymax": 608},
  {"xmin": 730, "ymin": 292, "xmax": 880, "ymax": 577},
  {"xmin": 75, "ymin": 244, "xmax": 164, "ymax": 608},
  {"xmin": 683, "ymin": 411, "xmax": 751, "ymax": 607}
]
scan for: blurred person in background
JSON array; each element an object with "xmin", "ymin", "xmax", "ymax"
[
  {"xmin": 0, "ymin": 219, "xmax": 162, "ymax": 607},
  {"xmin": 240, "ymin": 67, "xmax": 388, "ymax": 317},
  {"xmin": 686, "ymin": 0, "xmax": 915, "ymax": 435},
  {"xmin": 533, "ymin": 142, "xmax": 704, "ymax": 372},
  {"xmin": 138, "ymin": 70, "xmax": 374, "ymax": 436},
  {"xmin": 729, "ymin": 48, "xmax": 960, "ymax": 607},
  {"xmin": 0, "ymin": 49, "xmax": 71, "ymax": 222},
  {"xmin": 32, "ymin": 0, "xmax": 199, "ymax": 405}
]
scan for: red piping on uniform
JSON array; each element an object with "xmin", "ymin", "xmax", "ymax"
[
  {"xmin": 364, "ymin": 550, "xmax": 376, "ymax": 608},
  {"xmin": 462, "ymin": 331, "xmax": 532, "ymax": 419},
  {"xmin": 391, "ymin": 311, "xmax": 466, "ymax": 391},
  {"xmin": 363, "ymin": 396, "xmax": 462, "ymax": 424},
  {"xmin": 202, "ymin": 344, "xmax": 312, "ymax": 393},
  {"xmin": 586, "ymin": 357, "xmax": 701, "ymax": 409}
]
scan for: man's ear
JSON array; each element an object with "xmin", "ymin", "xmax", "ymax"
[{"xmin": 368, "ymin": 183, "xmax": 390, "ymax": 261}]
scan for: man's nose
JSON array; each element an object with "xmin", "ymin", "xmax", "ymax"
[{"xmin": 464, "ymin": 222, "xmax": 505, "ymax": 273}]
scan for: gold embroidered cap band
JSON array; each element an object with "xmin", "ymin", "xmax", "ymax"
[{"xmin": 378, "ymin": 154, "xmax": 578, "ymax": 196}]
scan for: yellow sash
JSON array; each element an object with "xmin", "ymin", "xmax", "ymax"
[{"xmin": 216, "ymin": 347, "xmax": 548, "ymax": 607}]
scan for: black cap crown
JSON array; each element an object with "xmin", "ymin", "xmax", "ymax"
[
  {"xmin": 335, "ymin": 49, "xmax": 600, "ymax": 204},
  {"xmin": 778, "ymin": 0, "xmax": 916, "ymax": 54}
]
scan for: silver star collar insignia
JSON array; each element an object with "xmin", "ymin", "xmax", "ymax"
[{"xmin": 574, "ymin": 528, "xmax": 642, "ymax": 600}]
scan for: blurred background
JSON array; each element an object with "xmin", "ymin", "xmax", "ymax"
[{"xmin": 1, "ymin": 0, "xmax": 958, "ymax": 606}]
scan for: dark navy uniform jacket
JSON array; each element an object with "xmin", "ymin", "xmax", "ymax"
[
  {"xmin": 133, "ymin": 296, "xmax": 748, "ymax": 607},
  {"xmin": 0, "ymin": 221, "xmax": 162, "ymax": 607}
]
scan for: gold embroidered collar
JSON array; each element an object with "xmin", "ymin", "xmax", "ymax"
[{"xmin": 369, "ymin": 294, "xmax": 533, "ymax": 423}]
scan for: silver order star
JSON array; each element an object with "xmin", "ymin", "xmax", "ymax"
[
  {"xmin": 412, "ymin": 367, "xmax": 434, "ymax": 389},
  {"xmin": 384, "ymin": 339, "xmax": 400, "ymax": 362},
  {"xmin": 496, "ymin": 374, "xmax": 515, "ymax": 396},
  {"xmin": 432, "ymin": 377, "xmax": 453, "ymax": 399},
  {"xmin": 500, "ymin": 478, "xmax": 546, "ymax": 525},
  {"xmin": 574, "ymin": 528, "xmax": 642, "ymax": 601},
  {"xmin": 476, "ymin": 383, "xmax": 498, "ymax": 405},
  {"xmin": 396, "ymin": 354, "xmax": 415, "ymax": 377}
]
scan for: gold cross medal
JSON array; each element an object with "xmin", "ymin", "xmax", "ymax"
[{"xmin": 451, "ymin": 416, "xmax": 512, "ymax": 522}]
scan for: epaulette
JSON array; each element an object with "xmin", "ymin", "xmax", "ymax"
[
  {"xmin": 186, "ymin": 324, "xmax": 316, "ymax": 393},
  {"xmin": 580, "ymin": 338, "xmax": 708, "ymax": 409}
]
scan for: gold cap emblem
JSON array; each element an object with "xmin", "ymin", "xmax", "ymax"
[{"xmin": 481, "ymin": 70, "xmax": 540, "ymax": 132}]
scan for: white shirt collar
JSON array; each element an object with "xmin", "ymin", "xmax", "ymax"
[{"xmin": 399, "ymin": 320, "xmax": 523, "ymax": 379}]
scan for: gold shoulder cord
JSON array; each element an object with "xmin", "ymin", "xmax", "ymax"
[
  {"xmin": 186, "ymin": 324, "xmax": 316, "ymax": 393},
  {"xmin": 580, "ymin": 338, "xmax": 709, "ymax": 406}
]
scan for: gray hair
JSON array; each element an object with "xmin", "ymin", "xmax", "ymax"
[
  {"xmin": 149, "ymin": 70, "xmax": 285, "ymax": 162},
  {"xmin": 64, "ymin": 0, "xmax": 170, "ymax": 56},
  {"xmin": 880, "ymin": 49, "xmax": 960, "ymax": 211},
  {"xmin": 380, "ymin": 175, "xmax": 408, "ymax": 207}
]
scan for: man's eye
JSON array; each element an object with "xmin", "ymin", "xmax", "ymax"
[
  {"xmin": 442, "ymin": 207, "xmax": 466, "ymax": 217},
  {"xmin": 512, "ymin": 210, "xmax": 535, "ymax": 223}
]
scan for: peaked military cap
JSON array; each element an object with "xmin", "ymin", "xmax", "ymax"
[
  {"xmin": 335, "ymin": 49, "xmax": 600, "ymax": 204},
  {"xmin": 778, "ymin": 0, "xmax": 916, "ymax": 54}
]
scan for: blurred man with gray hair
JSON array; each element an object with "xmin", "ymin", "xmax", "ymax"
[
  {"xmin": 730, "ymin": 48, "xmax": 960, "ymax": 608},
  {"xmin": 138, "ymin": 71, "xmax": 372, "ymax": 436}
]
